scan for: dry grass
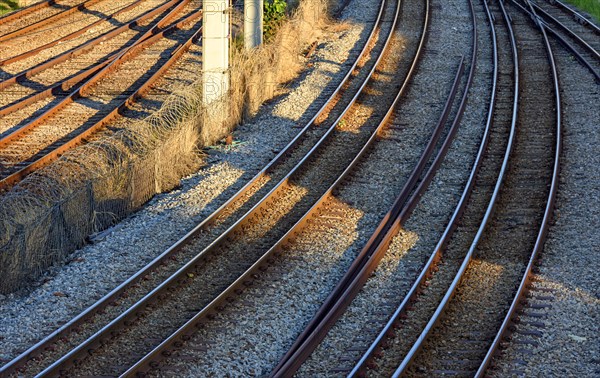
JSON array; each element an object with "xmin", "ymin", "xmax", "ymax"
[{"xmin": 0, "ymin": 0, "xmax": 333, "ymax": 293}]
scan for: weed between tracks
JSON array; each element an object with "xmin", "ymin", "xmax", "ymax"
[
  {"xmin": 0, "ymin": 0, "xmax": 334, "ymax": 293},
  {"xmin": 564, "ymin": 0, "xmax": 600, "ymax": 22},
  {"xmin": 0, "ymin": 0, "xmax": 18, "ymax": 16}
]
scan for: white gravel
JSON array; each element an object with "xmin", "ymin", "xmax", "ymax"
[{"xmin": 0, "ymin": 6, "xmax": 367, "ymax": 364}]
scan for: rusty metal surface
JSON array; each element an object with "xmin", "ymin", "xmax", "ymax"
[
  {"xmin": 0, "ymin": 0, "xmax": 104, "ymax": 43},
  {"xmin": 0, "ymin": 1, "xmax": 195, "ymax": 191},
  {"xmin": 0, "ymin": 0, "xmax": 144, "ymax": 67},
  {"xmin": 0, "ymin": 0, "xmax": 56, "ymax": 26},
  {"xmin": 0, "ymin": 0, "xmax": 179, "ymax": 90}
]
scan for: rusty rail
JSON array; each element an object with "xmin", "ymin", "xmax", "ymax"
[
  {"xmin": 30, "ymin": 0, "xmax": 415, "ymax": 373},
  {"xmin": 0, "ymin": 0, "xmax": 180, "ymax": 90},
  {"xmin": 0, "ymin": 0, "xmax": 144, "ymax": 67},
  {"xmin": 0, "ymin": 6, "xmax": 200, "ymax": 191},
  {"xmin": 0, "ymin": 0, "xmax": 62, "ymax": 26}
]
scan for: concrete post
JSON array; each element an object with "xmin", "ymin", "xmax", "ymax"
[
  {"xmin": 244, "ymin": 0, "xmax": 263, "ymax": 49},
  {"xmin": 203, "ymin": 0, "xmax": 230, "ymax": 105}
]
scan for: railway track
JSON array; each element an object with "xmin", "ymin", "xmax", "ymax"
[
  {"xmin": 364, "ymin": 0, "xmax": 560, "ymax": 376},
  {"xmin": 0, "ymin": 0, "xmax": 88, "ymax": 37},
  {"xmin": 0, "ymin": 0, "xmax": 407, "ymax": 374},
  {"xmin": 0, "ymin": 0, "xmax": 173, "ymax": 77},
  {"xmin": 0, "ymin": 0, "xmax": 137, "ymax": 52},
  {"xmin": 511, "ymin": 0, "xmax": 600, "ymax": 80},
  {"xmin": 7, "ymin": 0, "xmax": 422, "ymax": 374},
  {"xmin": 0, "ymin": 0, "xmax": 573, "ymax": 376},
  {"xmin": 270, "ymin": 0, "xmax": 478, "ymax": 375},
  {"xmin": 0, "ymin": 0, "xmax": 176, "ymax": 115},
  {"xmin": 0, "ymin": 0, "xmax": 202, "ymax": 190},
  {"xmin": 537, "ymin": 0, "xmax": 600, "ymax": 35}
]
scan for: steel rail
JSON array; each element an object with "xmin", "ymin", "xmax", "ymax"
[
  {"xmin": 0, "ymin": 53, "xmax": 115, "ymax": 117},
  {"xmin": 270, "ymin": 1, "xmax": 435, "ymax": 373},
  {"xmin": 475, "ymin": 0, "xmax": 562, "ymax": 374},
  {"xmin": 35, "ymin": 0, "xmax": 416, "ymax": 373},
  {"xmin": 350, "ymin": 0, "xmax": 497, "ymax": 373},
  {"xmin": 0, "ymin": 0, "xmax": 106, "ymax": 42},
  {"xmin": 0, "ymin": 0, "xmax": 58, "ymax": 25},
  {"xmin": 0, "ymin": 0, "xmax": 383, "ymax": 374},
  {"xmin": 273, "ymin": 0, "xmax": 479, "ymax": 375},
  {"xmin": 544, "ymin": 0, "xmax": 600, "ymax": 34},
  {"xmin": 392, "ymin": 0, "xmax": 521, "ymax": 374},
  {"xmin": 0, "ymin": 6, "xmax": 200, "ymax": 191},
  {"xmin": 0, "ymin": 0, "xmax": 144, "ymax": 67},
  {"xmin": 528, "ymin": 1, "xmax": 599, "ymax": 59},
  {"xmin": 0, "ymin": 0, "xmax": 185, "ymax": 117},
  {"xmin": 0, "ymin": 0, "xmax": 180, "ymax": 91},
  {"xmin": 120, "ymin": 2, "xmax": 436, "ymax": 374},
  {"xmin": 510, "ymin": 0, "xmax": 600, "ymax": 81},
  {"xmin": 272, "ymin": 3, "xmax": 432, "ymax": 369}
]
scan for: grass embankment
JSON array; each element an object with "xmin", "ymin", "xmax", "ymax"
[
  {"xmin": 565, "ymin": 0, "xmax": 600, "ymax": 22},
  {"xmin": 0, "ymin": 0, "xmax": 19, "ymax": 15}
]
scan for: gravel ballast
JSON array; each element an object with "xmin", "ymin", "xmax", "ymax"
[
  {"xmin": 490, "ymin": 20, "xmax": 600, "ymax": 378},
  {"xmin": 146, "ymin": 0, "xmax": 492, "ymax": 375},
  {"xmin": 0, "ymin": 3, "xmax": 370, "ymax": 363}
]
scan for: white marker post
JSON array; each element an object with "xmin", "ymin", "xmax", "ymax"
[
  {"xmin": 244, "ymin": 0, "xmax": 263, "ymax": 49},
  {"xmin": 203, "ymin": 0, "xmax": 230, "ymax": 105}
]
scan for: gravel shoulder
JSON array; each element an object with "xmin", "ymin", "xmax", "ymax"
[{"xmin": 0, "ymin": 2, "xmax": 371, "ymax": 363}]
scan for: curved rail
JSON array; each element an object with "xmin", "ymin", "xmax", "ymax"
[
  {"xmin": 33, "ymin": 0, "xmax": 417, "ymax": 374},
  {"xmin": 393, "ymin": 0, "xmax": 561, "ymax": 375},
  {"xmin": 529, "ymin": 1, "xmax": 599, "ymax": 58},
  {"xmin": 510, "ymin": 0, "xmax": 600, "ymax": 81},
  {"xmin": 350, "ymin": 0, "xmax": 496, "ymax": 372},
  {"xmin": 269, "ymin": 0, "xmax": 480, "ymax": 375},
  {"xmin": 475, "ymin": 0, "xmax": 562, "ymax": 375},
  {"xmin": 392, "ymin": 0, "xmax": 520, "ymax": 373},
  {"xmin": 0, "ymin": 0, "xmax": 385, "ymax": 373},
  {"xmin": 121, "ymin": 1, "xmax": 432, "ymax": 375}
]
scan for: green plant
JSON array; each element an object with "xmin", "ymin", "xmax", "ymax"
[
  {"xmin": 564, "ymin": 0, "xmax": 600, "ymax": 23},
  {"xmin": 264, "ymin": 0, "xmax": 287, "ymax": 41},
  {"xmin": 0, "ymin": 0, "xmax": 19, "ymax": 16}
]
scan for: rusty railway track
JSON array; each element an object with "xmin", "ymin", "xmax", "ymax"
[
  {"xmin": 0, "ymin": 0, "xmax": 87, "ymax": 37},
  {"xmin": 0, "ymin": 0, "xmax": 116, "ymax": 44},
  {"xmin": 0, "ymin": 0, "xmax": 200, "ymax": 191},
  {"xmin": 0, "ymin": 0, "xmax": 402, "ymax": 374},
  {"xmin": 0, "ymin": 0, "xmax": 146, "ymax": 67},
  {"xmin": 0, "ymin": 0, "xmax": 181, "ymax": 106}
]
